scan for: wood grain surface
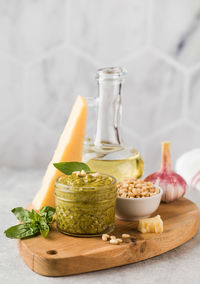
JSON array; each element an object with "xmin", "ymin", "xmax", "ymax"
[{"xmin": 18, "ymin": 198, "xmax": 199, "ymax": 277}]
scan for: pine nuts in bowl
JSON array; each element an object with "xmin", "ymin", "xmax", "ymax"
[{"xmin": 116, "ymin": 178, "xmax": 163, "ymax": 221}]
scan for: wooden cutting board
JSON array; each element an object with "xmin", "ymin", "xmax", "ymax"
[{"xmin": 18, "ymin": 198, "xmax": 199, "ymax": 277}]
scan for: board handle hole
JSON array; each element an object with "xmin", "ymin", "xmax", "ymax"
[{"xmin": 46, "ymin": 250, "xmax": 57, "ymax": 255}]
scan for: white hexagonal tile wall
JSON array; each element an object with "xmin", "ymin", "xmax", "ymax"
[
  {"xmin": 153, "ymin": 0, "xmax": 200, "ymax": 67},
  {"xmin": 0, "ymin": 0, "xmax": 67, "ymax": 61},
  {"xmin": 0, "ymin": 116, "xmax": 57, "ymax": 168},
  {"xmin": 121, "ymin": 51, "xmax": 184, "ymax": 137},
  {"xmin": 69, "ymin": 0, "xmax": 147, "ymax": 64},
  {"xmin": 25, "ymin": 48, "xmax": 97, "ymax": 133},
  {"xmin": 143, "ymin": 121, "xmax": 200, "ymax": 176},
  {"xmin": 0, "ymin": 1, "xmax": 200, "ymax": 170},
  {"xmin": 122, "ymin": 125, "xmax": 145, "ymax": 158},
  {"xmin": 189, "ymin": 69, "xmax": 200, "ymax": 125},
  {"xmin": 0, "ymin": 56, "xmax": 23, "ymax": 124}
]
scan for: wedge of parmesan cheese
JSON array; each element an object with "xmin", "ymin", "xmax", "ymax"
[
  {"xmin": 138, "ymin": 215, "xmax": 163, "ymax": 234},
  {"xmin": 32, "ymin": 96, "xmax": 88, "ymax": 210}
]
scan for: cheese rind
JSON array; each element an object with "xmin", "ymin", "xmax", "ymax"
[
  {"xmin": 32, "ymin": 96, "xmax": 88, "ymax": 210},
  {"xmin": 137, "ymin": 215, "xmax": 163, "ymax": 233}
]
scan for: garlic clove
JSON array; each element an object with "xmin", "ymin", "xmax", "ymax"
[{"xmin": 145, "ymin": 141, "xmax": 187, "ymax": 203}]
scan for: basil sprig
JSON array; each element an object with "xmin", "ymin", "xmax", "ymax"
[
  {"xmin": 4, "ymin": 206, "xmax": 55, "ymax": 239},
  {"xmin": 53, "ymin": 161, "xmax": 91, "ymax": 175}
]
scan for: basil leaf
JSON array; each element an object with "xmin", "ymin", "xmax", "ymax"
[
  {"xmin": 30, "ymin": 209, "xmax": 40, "ymax": 222},
  {"xmin": 11, "ymin": 207, "xmax": 32, "ymax": 223},
  {"xmin": 40, "ymin": 206, "xmax": 55, "ymax": 216},
  {"xmin": 39, "ymin": 206, "xmax": 55, "ymax": 224},
  {"xmin": 39, "ymin": 222, "xmax": 50, "ymax": 238},
  {"xmin": 5, "ymin": 206, "xmax": 55, "ymax": 240},
  {"xmin": 41, "ymin": 228, "xmax": 49, "ymax": 238},
  {"xmin": 4, "ymin": 224, "xmax": 39, "ymax": 239},
  {"xmin": 53, "ymin": 162, "xmax": 91, "ymax": 175}
]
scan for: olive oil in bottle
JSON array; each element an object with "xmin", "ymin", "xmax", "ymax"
[{"xmin": 83, "ymin": 67, "xmax": 144, "ymax": 181}]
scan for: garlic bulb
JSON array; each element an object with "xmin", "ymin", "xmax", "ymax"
[{"xmin": 145, "ymin": 141, "xmax": 187, "ymax": 203}]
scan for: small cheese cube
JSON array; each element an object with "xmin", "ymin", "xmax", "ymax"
[{"xmin": 138, "ymin": 215, "xmax": 163, "ymax": 234}]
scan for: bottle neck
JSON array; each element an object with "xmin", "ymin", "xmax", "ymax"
[{"xmin": 94, "ymin": 78, "xmax": 123, "ymax": 146}]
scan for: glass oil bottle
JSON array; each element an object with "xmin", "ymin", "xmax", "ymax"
[{"xmin": 83, "ymin": 67, "xmax": 144, "ymax": 181}]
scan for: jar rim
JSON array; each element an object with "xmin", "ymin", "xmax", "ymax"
[
  {"xmin": 96, "ymin": 66, "xmax": 127, "ymax": 80},
  {"xmin": 55, "ymin": 173, "xmax": 117, "ymax": 191}
]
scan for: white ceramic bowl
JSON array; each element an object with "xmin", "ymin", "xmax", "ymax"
[{"xmin": 115, "ymin": 186, "xmax": 163, "ymax": 221}]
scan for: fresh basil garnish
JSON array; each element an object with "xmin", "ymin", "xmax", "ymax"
[
  {"xmin": 11, "ymin": 207, "xmax": 33, "ymax": 223},
  {"xmin": 53, "ymin": 161, "xmax": 91, "ymax": 175},
  {"xmin": 4, "ymin": 206, "xmax": 56, "ymax": 239},
  {"xmin": 4, "ymin": 223, "xmax": 39, "ymax": 239}
]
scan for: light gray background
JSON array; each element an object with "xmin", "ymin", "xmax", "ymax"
[{"xmin": 1, "ymin": 0, "xmax": 200, "ymax": 283}]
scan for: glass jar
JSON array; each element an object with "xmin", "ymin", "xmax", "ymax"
[
  {"xmin": 83, "ymin": 67, "xmax": 144, "ymax": 181},
  {"xmin": 55, "ymin": 174, "xmax": 117, "ymax": 237}
]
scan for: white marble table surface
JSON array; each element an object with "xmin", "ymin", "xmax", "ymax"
[{"xmin": 0, "ymin": 168, "xmax": 200, "ymax": 284}]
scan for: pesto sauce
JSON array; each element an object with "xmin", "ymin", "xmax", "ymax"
[
  {"xmin": 55, "ymin": 173, "xmax": 117, "ymax": 237},
  {"xmin": 58, "ymin": 173, "xmax": 113, "ymax": 187}
]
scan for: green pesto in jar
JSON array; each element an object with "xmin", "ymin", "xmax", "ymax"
[
  {"xmin": 55, "ymin": 173, "xmax": 117, "ymax": 237},
  {"xmin": 58, "ymin": 172, "xmax": 113, "ymax": 187}
]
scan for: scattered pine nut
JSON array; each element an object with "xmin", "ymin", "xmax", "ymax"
[
  {"xmin": 110, "ymin": 235, "xmax": 116, "ymax": 240},
  {"xmin": 122, "ymin": 234, "xmax": 130, "ymax": 239},
  {"xmin": 102, "ymin": 234, "xmax": 132, "ymax": 245},
  {"xmin": 110, "ymin": 239, "xmax": 120, "ymax": 245},
  {"xmin": 102, "ymin": 234, "xmax": 110, "ymax": 241}
]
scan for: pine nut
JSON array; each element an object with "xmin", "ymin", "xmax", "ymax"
[
  {"xmin": 102, "ymin": 234, "xmax": 110, "ymax": 241},
  {"xmin": 80, "ymin": 170, "xmax": 86, "ymax": 176},
  {"xmin": 110, "ymin": 235, "xmax": 116, "ymax": 240},
  {"xmin": 110, "ymin": 239, "xmax": 120, "ymax": 245},
  {"xmin": 122, "ymin": 234, "xmax": 130, "ymax": 238},
  {"xmin": 117, "ymin": 178, "xmax": 160, "ymax": 198}
]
